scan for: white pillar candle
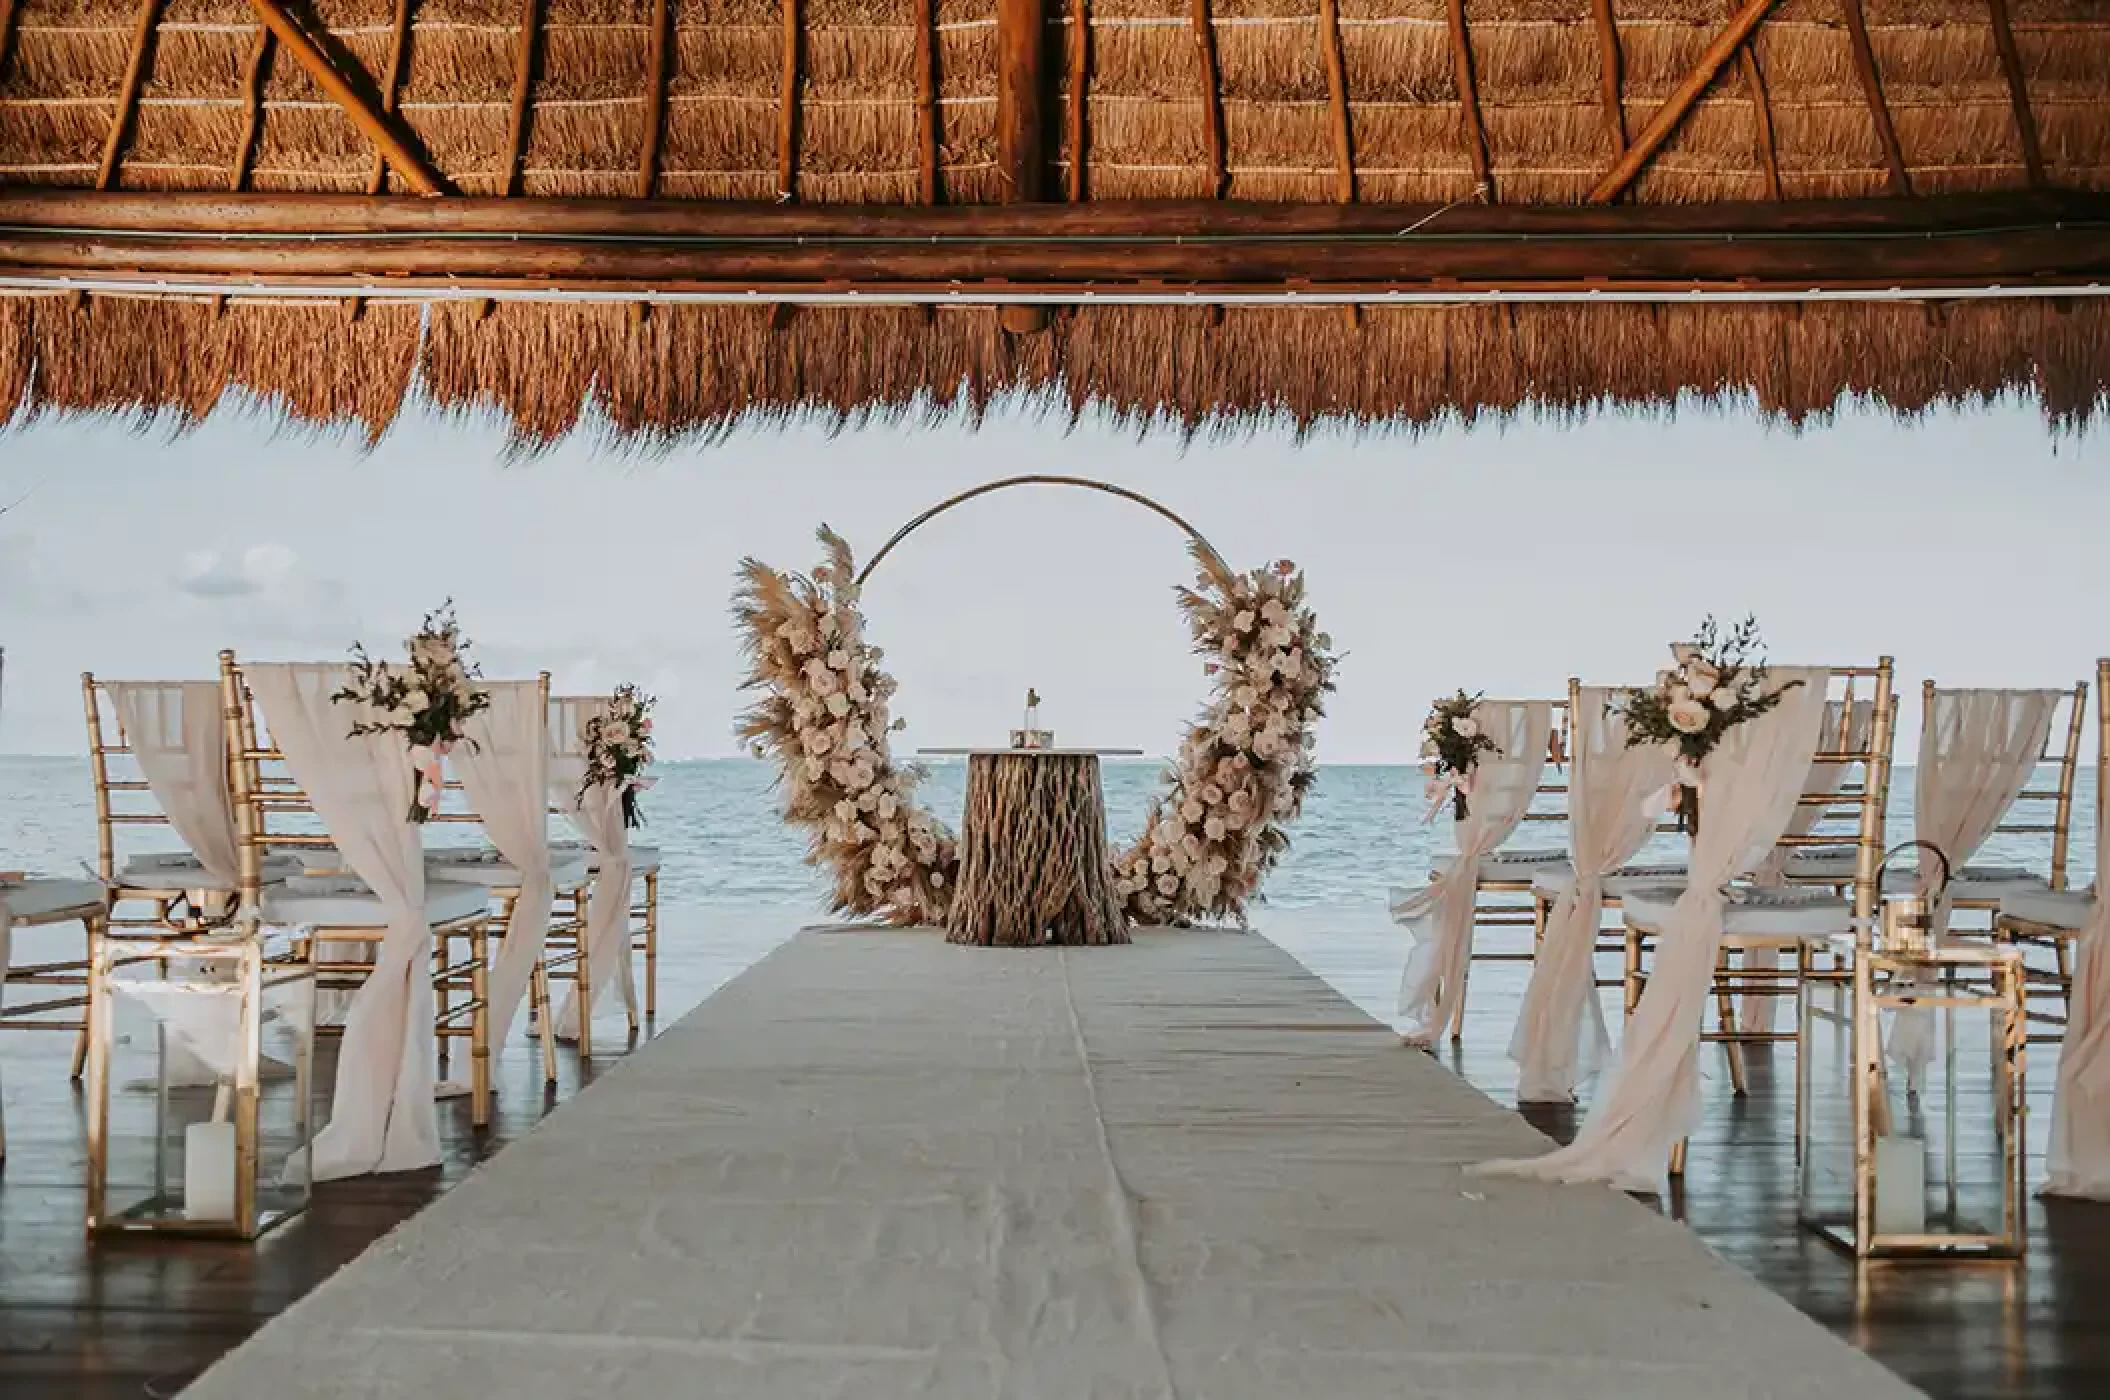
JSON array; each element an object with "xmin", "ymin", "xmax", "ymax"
[
  {"xmin": 183, "ymin": 1122, "xmax": 238, "ymax": 1223},
  {"xmin": 1872, "ymin": 1135, "xmax": 1926, "ymax": 1236}
]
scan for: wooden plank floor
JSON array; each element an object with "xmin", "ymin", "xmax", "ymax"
[{"xmin": 2, "ymin": 915, "xmax": 2108, "ymax": 1399}]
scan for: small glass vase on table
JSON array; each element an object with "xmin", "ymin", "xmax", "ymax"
[
  {"xmin": 86, "ymin": 924, "xmax": 317, "ymax": 1240},
  {"xmin": 1797, "ymin": 865, "xmax": 2028, "ymax": 1259}
]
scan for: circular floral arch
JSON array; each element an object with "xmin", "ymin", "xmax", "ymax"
[{"xmin": 733, "ymin": 477, "xmax": 1336, "ymax": 928}]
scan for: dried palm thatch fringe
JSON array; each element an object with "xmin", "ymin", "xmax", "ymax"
[
  {"xmin": 0, "ymin": 296, "xmax": 34, "ymax": 427},
  {"xmin": 947, "ymin": 753, "xmax": 1129, "ymax": 946}
]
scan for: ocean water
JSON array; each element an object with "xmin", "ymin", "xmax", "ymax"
[{"xmin": 0, "ymin": 756, "xmax": 2095, "ymax": 913}]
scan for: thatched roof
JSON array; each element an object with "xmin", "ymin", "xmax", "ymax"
[{"xmin": 0, "ymin": 0, "xmax": 2104, "ymax": 444}]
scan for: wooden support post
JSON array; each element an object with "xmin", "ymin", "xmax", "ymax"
[
  {"xmin": 997, "ymin": 0, "xmax": 1047, "ymax": 202},
  {"xmin": 1590, "ymin": 0, "xmax": 1626, "ymax": 157},
  {"xmin": 1986, "ymin": 0, "xmax": 2045, "ymax": 190},
  {"xmin": 366, "ymin": 0, "xmax": 413, "ymax": 194},
  {"xmin": 639, "ymin": 0, "xmax": 670, "ymax": 196},
  {"xmin": 1191, "ymin": 0, "xmax": 1225, "ymax": 198},
  {"xmin": 1065, "ymin": 0, "xmax": 1088, "ymax": 202},
  {"xmin": 779, "ymin": 0, "xmax": 801, "ymax": 201},
  {"xmin": 0, "ymin": 0, "xmax": 22, "ymax": 85},
  {"xmin": 230, "ymin": 26, "xmax": 272, "ymax": 193},
  {"xmin": 917, "ymin": 0, "xmax": 941, "ymax": 202},
  {"xmin": 1445, "ymin": 0, "xmax": 1490, "ymax": 199},
  {"xmin": 503, "ymin": 0, "xmax": 543, "ymax": 197},
  {"xmin": 97, "ymin": 0, "xmax": 163, "ymax": 191},
  {"xmin": 244, "ymin": 0, "xmax": 444, "ymax": 195},
  {"xmin": 1589, "ymin": 0, "xmax": 1779, "ymax": 204},
  {"xmin": 1736, "ymin": 39, "xmax": 1781, "ymax": 200},
  {"xmin": 1317, "ymin": 0, "xmax": 1354, "ymax": 203},
  {"xmin": 1841, "ymin": 0, "xmax": 1909, "ymax": 196}
]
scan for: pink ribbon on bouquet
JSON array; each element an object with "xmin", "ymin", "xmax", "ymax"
[
  {"xmin": 1421, "ymin": 767, "xmax": 1473, "ymax": 825},
  {"xmin": 409, "ymin": 741, "xmax": 452, "ymax": 819}
]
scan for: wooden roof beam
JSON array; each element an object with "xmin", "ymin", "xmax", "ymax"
[
  {"xmin": 244, "ymin": 0, "xmax": 444, "ymax": 196},
  {"xmin": 1191, "ymin": 0, "xmax": 1226, "ymax": 198},
  {"xmin": 919, "ymin": 0, "xmax": 942, "ymax": 202},
  {"xmin": 1590, "ymin": 0, "xmax": 1626, "ymax": 158},
  {"xmin": 997, "ymin": 0, "xmax": 1049, "ymax": 202},
  {"xmin": 1318, "ymin": 0, "xmax": 1354, "ymax": 203},
  {"xmin": 640, "ymin": 0, "xmax": 670, "ymax": 197},
  {"xmin": 230, "ymin": 26, "xmax": 272, "ymax": 193},
  {"xmin": 0, "ymin": 0, "xmax": 22, "ymax": 85},
  {"xmin": 1735, "ymin": 34, "xmax": 1781, "ymax": 199},
  {"xmin": 1987, "ymin": 0, "xmax": 2046, "ymax": 189},
  {"xmin": 97, "ymin": 0, "xmax": 163, "ymax": 191},
  {"xmin": 1841, "ymin": 0, "xmax": 1909, "ymax": 195},
  {"xmin": 1065, "ymin": 0, "xmax": 1088, "ymax": 201},
  {"xmin": 1589, "ymin": 0, "xmax": 1779, "ymax": 204},
  {"xmin": 365, "ymin": 0, "xmax": 413, "ymax": 194},
  {"xmin": 1446, "ymin": 0, "xmax": 1491, "ymax": 199},
  {"xmin": 503, "ymin": 0, "xmax": 543, "ymax": 197}
]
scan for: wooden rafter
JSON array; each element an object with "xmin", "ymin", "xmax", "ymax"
[
  {"xmin": 1590, "ymin": 0, "xmax": 1626, "ymax": 158},
  {"xmin": 996, "ymin": 0, "xmax": 1047, "ymax": 202},
  {"xmin": 230, "ymin": 27, "xmax": 273, "ymax": 193},
  {"xmin": 1589, "ymin": 0, "xmax": 1779, "ymax": 204},
  {"xmin": 0, "ymin": 0, "xmax": 22, "ymax": 85},
  {"xmin": 779, "ymin": 0, "xmax": 801, "ymax": 201},
  {"xmin": 1317, "ymin": 0, "xmax": 1354, "ymax": 202},
  {"xmin": 244, "ymin": 0, "xmax": 444, "ymax": 196},
  {"xmin": 1841, "ymin": 0, "xmax": 1909, "ymax": 195},
  {"xmin": 97, "ymin": 0, "xmax": 163, "ymax": 191},
  {"xmin": 1986, "ymin": 0, "xmax": 2046, "ymax": 189},
  {"xmin": 640, "ymin": 0, "xmax": 670, "ymax": 197},
  {"xmin": 1445, "ymin": 0, "xmax": 1491, "ymax": 198},
  {"xmin": 503, "ymin": 0, "xmax": 544, "ymax": 197},
  {"xmin": 1190, "ymin": 0, "xmax": 1226, "ymax": 197},
  {"xmin": 917, "ymin": 0, "xmax": 941, "ymax": 202},
  {"xmin": 1065, "ymin": 0, "xmax": 1089, "ymax": 202},
  {"xmin": 1735, "ymin": 34, "xmax": 1781, "ymax": 199},
  {"xmin": 366, "ymin": 0, "xmax": 414, "ymax": 194}
]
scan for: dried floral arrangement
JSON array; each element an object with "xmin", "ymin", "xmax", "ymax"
[
  {"xmin": 1617, "ymin": 614, "xmax": 1801, "ymax": 834},
  {"xmin": 580, "ymin": 683, "xmax": 657, "ymax": 829},
  {"xmin": 333, "ymin": 601, "xmax": 490, "ymax": 823},
  {"xmin": 1420, "ymin": 690, "xmax": 1500, "ymax": 820},
  {"xmin": 733, "ymin": 530, "xmax": 1335, "ymax": 927}
]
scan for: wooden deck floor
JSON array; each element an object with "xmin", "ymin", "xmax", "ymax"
[{"xmin": 2, "ymin": 915, "xmax": 2107, "ymax": 1399}]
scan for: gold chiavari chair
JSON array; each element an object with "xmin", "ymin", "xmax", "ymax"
[
  {"xmin": 0, "ymin": 870, "xmax": 105, "ymax": 1156},
  {"xmin": 218, "ymin": 651, "xmax": 498, "ymax": 1128},
  {"xmin": 421, "ymin": 673, "xmax": 589, "ymax": 1086},
  {"xmin": 1995, "ymin": 658, "xmax": 2107, "ymax": 1045},
  {"xmin": 549, "ymin": 692, "xmax": 656, "ymax": 1033},
  {"xmin": 1442, "ymin": 695, "xmax": 1572, "ymax": 1042},
  {"xmin": 1620, "ymin": 659, "xmax": 1898, "ymax": 1173}
]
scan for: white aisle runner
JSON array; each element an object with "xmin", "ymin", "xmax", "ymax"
[{"xmin": 186, "ymin": 929, "xmax": 1920, "ymax": 1400}]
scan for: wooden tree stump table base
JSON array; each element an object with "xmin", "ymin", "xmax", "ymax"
[{"xmin": 944, "ymin": 751, "xmax": 1129, "ymax": 947}]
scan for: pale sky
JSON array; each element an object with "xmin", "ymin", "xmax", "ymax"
[{"xmin": 1, "ymin": 393, "xmax": 2104, "ymax": 763}]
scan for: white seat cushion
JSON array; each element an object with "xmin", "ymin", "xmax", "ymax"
[
  {"xmin": 554, "ymin": 841, "xmax": 662, "ymax": 878},
  {"xmin": 1622, "ymin": 883, "xmax": 1851, "ymax": 941},
  {"xmin": 262, "ymin": 877, "xmax": 491, "ymax": 929},
  {"xmin": 117, "ymin": 850, "xmax": 305, "ymax": 891},
  {"xmin": 1433, "ymin": 847, "xmax": 1569, "ymax": 883},
  {"xmin": 1999, "ymin": 886, "xmax": 2095, "ymax": 932},
  {"xmin": 1532, "ymin": 862, "xmax": 1688, "ymax": 901},
  {"xmin": 1784, "ymin": 846, "xmax": 2045, "ymax": 899},
  {"xmin": 0, "ymin": 876, "xmax": 106, "ymax": 923},
  {"xmin": 425, "ymin": 847, "xmax": 590, "ymax": 890}
]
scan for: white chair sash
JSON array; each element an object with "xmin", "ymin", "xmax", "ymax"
[
  {"xmin": 1391, "ymin": 700, "xmax": 1552, "ymax": 1045},
  {"xmin": 1510, "ymin": 687, "xmax": 1675, "ymax": 1104},
  {"xmin": 549, "ymin": 696, "xmax": 637, "ymax": 1038},
  {"xmin": 2046, "ymin": 727, "xmax": 2109, "ymax": 1199},
  {"xmin": 107, "ymin": 680, "xmax": 242, "ymax": 887},
  {"xmin": 246, "ymin": 663, "xmax": 440, "ymax": 1180},
  {"xmin": 451, "ymin": 681, "xmax": 553, "ymax": 1053},
  {"xmin": 1473, "ymin": 668, "xmax": 1829, "ymax": 1193}
]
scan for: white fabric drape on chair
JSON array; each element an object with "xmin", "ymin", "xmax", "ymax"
[
  {"xmin": 1510, "ymin": 688, "xmax": 1675, "ymax": 1104},
  {"xmin": 108, "ymin": 681, "xmax": 242, "ymax": 887},
  {"xmin": 1473, "ymin": 669, "xmax": 1829, "ymax": 1192},
  {"xmin": 1391, "ymin": 701, "xmax": 1552, "ymax": 1045},
  {"xmin": 246, "ymin": 663, "xmax": 440, "ymax": 1180},
  {"xmin": 451, "ymin": 681, "xmax": 552, "ymax": 1054},
  {"xmin": 548, "ymin": 696, "xmax": 636, "ymax": 1039},
  {"xmin": 2046, "ymin": 758, "xmax": 2109, "ymax": 1199},
  {"xmin": 1889, "ymin": 689, "xmax": 2062, "ymax": 1079},
  {"xmin": 1740, "ymin": 699, "xmax": 1875, "ymax": 1032}
]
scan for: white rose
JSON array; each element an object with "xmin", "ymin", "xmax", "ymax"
[
  {"xmin": 1711, "ymin": 686, "xmax": 1738, "ymax": 712},
  {"xmin": 826, "ymin": 693, "xmax": 850, "ymax": 718},
  {"xmin": 1450, "ymin": 716, "xmax": 1479, "ymax": 740},
  {"xmin": 1667, "ymin": 697, "xmax": 1711, "ymax": 734},
  {"xmin": 1671, "ymin": 643, "xmax": 1700, "ymax": 667},
  {"xmin": 1233, "ymin": 610, "xmax": 1256, "ymax": 633},
  {"xmin": 1156, "ymin": 874, "xmax": 1179, "ymax": 896}
]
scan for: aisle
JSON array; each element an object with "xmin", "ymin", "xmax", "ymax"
[{"xmin": 184, "ymin": 928, "xmax": 1919, "ymax": 1399}]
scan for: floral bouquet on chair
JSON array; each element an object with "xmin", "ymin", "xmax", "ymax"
[
  {"xmin": 1421, "ymin": 691, "xmax": 1499, "ymax": 820},
  {"xmin": 332, "ymin": 601, "xmax": 490, "ymax": 824},
  {"xmin": 1617, "ymin": 614, "xmax": 1800, "ymax": 836},
  {"xmin": 581, "ymin": 684, "xmax": 657, "ymax": 829}
]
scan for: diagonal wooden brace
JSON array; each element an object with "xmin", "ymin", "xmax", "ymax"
[
  {"xmin": 243, "ymin": 0, "xmax": 446, "ymax": 196},
  {"xmin": 1588, "ymin": 0, "xmax": 1781, "ymax": 205}
]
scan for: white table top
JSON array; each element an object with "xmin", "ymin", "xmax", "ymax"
[{"xmin": 917, "ymin": 747, "xmax": 1145, "ymax": 758}]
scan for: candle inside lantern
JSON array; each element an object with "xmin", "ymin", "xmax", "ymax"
[
  {"xmin": 1872, "ymin": 1134, "xmax": 1926, "ymax": 1235},
  {"xmin": 184, "ymin": 1121, "xmax": 238, "ymax": 1221}
]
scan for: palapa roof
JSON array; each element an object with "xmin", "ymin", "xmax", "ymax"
[{"xmin": 0, "ymin": 0, "xmax": 2104, "ymax": 446}]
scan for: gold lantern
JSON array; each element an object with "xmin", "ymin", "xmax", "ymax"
[
  {"xmin": 86, "ymin": 925, "xmax": 317, "ymax": 1239},
  {"xmin": 1798, "ymin": 842, "xmax": 2028, "ymax": 1258}
]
